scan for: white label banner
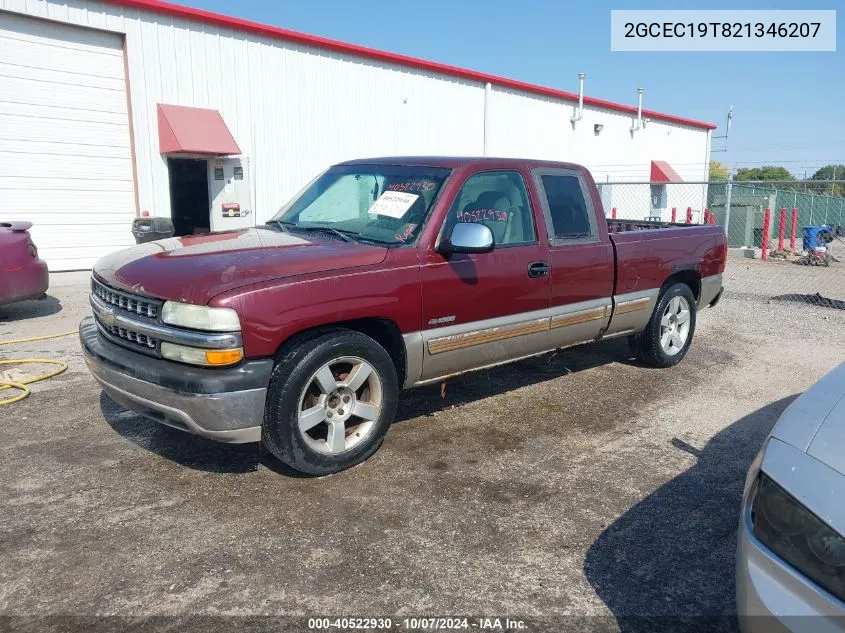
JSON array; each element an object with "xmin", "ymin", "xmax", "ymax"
[
  {"xmin": 368, "ymin": 191, "xmax": 419, "ymax": 219},
  {"xmin": 611, "ymin": 10, "xmax": 836, "ymax": 51}
]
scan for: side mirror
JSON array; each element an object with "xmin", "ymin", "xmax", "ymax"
[{"xmin": 438, "ymin": 222, "xmax": 495, "ymax": 256}]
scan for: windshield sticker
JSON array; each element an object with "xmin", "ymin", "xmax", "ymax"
[
  {"xmin": 387, "ymin": 180, "xmax": 437, "ymax": 193},
  {"xmin": 368, "ymin": 191, "xmax": 419, "ymax": 219}
]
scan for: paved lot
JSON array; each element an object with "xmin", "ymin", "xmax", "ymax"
[{"xmin": 2, "ymin": 271, "xmax": 845, "ymax": 632}]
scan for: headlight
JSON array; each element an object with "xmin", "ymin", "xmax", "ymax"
[
  {"xmin": 752, "ymin": 473, "xmax": 845, "ymax": 601},
  {"xmin": 160, "ymin": 342, "xmax": 243, "ymax": 367},
  {"xmin": 161, "ymin": 301, "xmax": 240, "ymax": 332}
]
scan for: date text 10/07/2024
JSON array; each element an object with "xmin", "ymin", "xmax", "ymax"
[{"xmin": 307, "ymin": 617, "xmax": 528, "ymax": 630}]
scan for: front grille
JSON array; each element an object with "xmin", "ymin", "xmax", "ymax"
[
  {"xmin": 91, "ymin": 277, "xmax": 161, "ymax": 319},
  {"xmin": 91, "ymin": 277, "xmax": 163, "ymax": 356},
  {"xmin": 97, "ymin": 321, "xmax": 159, "ymax": 351}
]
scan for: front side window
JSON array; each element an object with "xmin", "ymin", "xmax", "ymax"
[
  {"xmin": 270, "ymin": 164, "xmax": 451, "ymax": 245},
  {"xmin": 538, "ymin": 174, "xmax": 594, "ymax": 239},
  {"xmin": 443, "ymin": 170, "xmax": 536, "ymax": 247}
]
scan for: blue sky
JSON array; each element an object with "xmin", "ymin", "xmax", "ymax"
[{"xmin": 182, "ymin": 0, "xmax": 842, "ymax": 178}]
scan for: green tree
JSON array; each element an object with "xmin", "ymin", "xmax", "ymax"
[
  {"xmin": 733, "ymin": 166, "xmax": 797, "ymax": 183},
  {"xmin": 810, "ymin": 165, "xmax": 845, "ymax": 197},
  {"xmin": 709, "ymin": 160, "xmax": 729, "ymax": 181}
]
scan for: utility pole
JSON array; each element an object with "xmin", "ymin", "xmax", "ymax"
[{"xmin": 723, "ymin": 172, "xmax": 733, "ymax": 242}]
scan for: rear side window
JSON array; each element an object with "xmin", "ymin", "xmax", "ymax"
[{"xmin": 539, "ymin": 174, "xmax": 593, "ymax": 239}]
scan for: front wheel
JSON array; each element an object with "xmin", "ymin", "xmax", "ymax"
[
  {"xmin": 262, "ymin": 330, "xmax": 399, "ymax": 475},
  {"xmin": 628, "ymin": 282, "xmax": 697, "ymax": 368}
]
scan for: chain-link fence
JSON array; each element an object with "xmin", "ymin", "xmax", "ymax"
[{"xmin": 597, "ymin": 180, "xmax": 845, "ymax": 308}]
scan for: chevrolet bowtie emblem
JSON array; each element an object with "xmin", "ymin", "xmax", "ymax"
[{"xmin": 100, "ymin": 306, "xmax": 118, "ymax": 327}]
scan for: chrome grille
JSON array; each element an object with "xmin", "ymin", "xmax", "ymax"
[
  {"xmin": 91, "ymin": 278, "xmax": 160, "ymax": 319},
  {"xmin": 98, "ymin": 321, "xmax": 159, "ymax": 351}
]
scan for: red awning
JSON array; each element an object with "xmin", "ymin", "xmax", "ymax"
[
  {"xmin": 650, "ymin": 160, "xmax": 683, "ymax": 183},
  {"xmin": 157, "ymin": 104, "xmax": 241, "ymax": 155}
]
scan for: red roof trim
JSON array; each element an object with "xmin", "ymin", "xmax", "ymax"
[
  {"xmin": 107, "ymin": 0, "xmax": 716, "ymax": 131},
  {"xmin": 650, "ymin": 160, "xmax": 683, "ymax": 183}
]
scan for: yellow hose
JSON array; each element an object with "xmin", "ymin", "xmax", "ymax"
[{"xmin": 0, "ymin": 330, "xmax": 78, "ymax": 405}]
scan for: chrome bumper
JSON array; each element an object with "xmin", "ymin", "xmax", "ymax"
[{"xmin": 81, "ymin": 316, "xmax": 271, "ymax": 444}]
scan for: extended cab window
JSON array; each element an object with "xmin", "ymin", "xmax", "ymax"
[
  {"xmin": 444, "ymin": 171, "xmax": 535, "ymax": 246},
  {"xmin": 539, "ymin": 174, "xmax": 594, "ymax": 239}
]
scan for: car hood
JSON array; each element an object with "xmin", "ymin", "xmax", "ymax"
[
  {"xmin": 769, "ymin": 361, "xmax": 845, "ymax": 476},
  {"xmin": 93, "ymin": 228, "xmax": 388, "ymax": 305}
]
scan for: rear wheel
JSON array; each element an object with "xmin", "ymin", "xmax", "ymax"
[
  {"xmin": 262, "ymin": 330, "xmax": 398, "ymax": 475},
  {"xmin": 629, "ymin": 282, "xmax": 697, "ymax": 367}
]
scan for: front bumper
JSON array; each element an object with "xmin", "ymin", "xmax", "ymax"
[
  {"xmin": 736, "ymin": 439, "xmax": 845, "ymax": 633},
  {"xmin": 80, "ymin": 316, "xmax": 272, "ymax": 443},
  {"xmin": 737, "ymin": 513, "xmax": 845, "ymax": 633}
]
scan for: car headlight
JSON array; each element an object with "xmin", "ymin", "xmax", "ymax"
[
  {"xmin": 751, "ymin": 473, "xmax": 845, "ymax": 602},
  {"xmin": 161, "ymin": 301, "xmax": 240, "ymax": 332}
]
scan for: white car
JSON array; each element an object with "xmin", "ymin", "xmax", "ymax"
[{"xmin": 737, "ymin": 362, "xmax": 845, "ymax": 631}]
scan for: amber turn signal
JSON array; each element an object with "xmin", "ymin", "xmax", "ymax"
[{"xmin": 204, "ymin": 348, "xmax": 244, "ymax": 366}]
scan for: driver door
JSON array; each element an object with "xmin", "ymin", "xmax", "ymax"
[{"xmin": 418, "ymin": 169, "xmax": 551, "ymax": 381}]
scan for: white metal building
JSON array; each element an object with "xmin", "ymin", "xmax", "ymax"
[{"xmin": 0, "ymin": 0, "xmax": 716, "ymax": 271}]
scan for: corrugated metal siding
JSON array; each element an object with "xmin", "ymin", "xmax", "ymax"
[
  {"xmin": 486, "ymin": 86, "xmax": 710, "ymax": 183},
  {"xmin": 0, "ymin": 8, "xmax": 136, "ymax": 270},
  {"xmin": 1, "ymin": 0, "xmax": 710, "ymax": 262},
  {"xmin": 2, "ymin": 0, "xmax": 487, "ymax": 228}
]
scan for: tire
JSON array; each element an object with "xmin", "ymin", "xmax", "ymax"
[
  {"xmin": 262, "ymin": 330, "xmax": 399, "ymax": 475},
  {"xmin": 628, "ymin": 282, "xmax": 697, "ymax": 368}
]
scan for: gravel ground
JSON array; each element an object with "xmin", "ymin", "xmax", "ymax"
[
  {"xmin": 1, "ymin": 271, "xmax": 844, "ymax": 633},
  {"xmin": 725, "ymin": 248, "xmax": 845, "ymax": 303}
]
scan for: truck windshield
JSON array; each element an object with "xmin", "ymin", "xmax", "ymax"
[{"xmin": 269, "ymin": 164, "xmax": 451, "ymax": 245}]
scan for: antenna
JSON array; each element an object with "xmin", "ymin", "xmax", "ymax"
[{"xmin": 711, "ymin": 105, "xmax": 733, "ymax": 153}]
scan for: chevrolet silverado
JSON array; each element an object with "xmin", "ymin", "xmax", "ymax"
[{"xmin": 81, "ymin": 157, "xmax": 726, "ymax": 474}]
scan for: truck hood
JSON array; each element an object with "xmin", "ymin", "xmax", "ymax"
[
  {"xmin": 93, "ymin": 228, "xmax": 388, "ymax": 305},
  {"xmin": 769, "ymin": 362, "xmax": 845, "ymax": 477}
]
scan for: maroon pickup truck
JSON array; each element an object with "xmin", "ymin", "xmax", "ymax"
[{"xmin": 81, "ymin": 157, "xmax": 725, "ymax": 474}]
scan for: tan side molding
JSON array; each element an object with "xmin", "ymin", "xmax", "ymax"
[
  {"xmin": 615, "ymin": 297, "xmax": 651, "ymax": 315},
  {"xmin": 427, "ymin": 318, "xmax": 549, "ymax": 355}
]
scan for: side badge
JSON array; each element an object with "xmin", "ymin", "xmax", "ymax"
[{"xmin": 428, "ymin": 315, "xmax": 456, "ymax": 326}]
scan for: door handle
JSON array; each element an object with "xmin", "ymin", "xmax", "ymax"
[{"xmin": 528, "ymin": 261, "xmax": 550, "ymax": 278}]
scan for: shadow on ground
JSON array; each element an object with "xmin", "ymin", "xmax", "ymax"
[
  {"xmin": 395, "ymin": 337, "xmax": 638, "ymax": 421},
  {"xmin": 100, "ymin": 338, "xmax": 636, "ymax": 475},
  {"xmin": 584, "ymin": 395, "xmax": 796, "ymax": 633},
  {"xmin": 773, "ymin": 293, "xmax": 845, "ymax": 310},
  {"xmin": 99, "ymin": 391, "xmax": 265, "ymax": 474},
  {"xmin": 0, "ymin": 295, "xmax": 62, "ymax": 323}
]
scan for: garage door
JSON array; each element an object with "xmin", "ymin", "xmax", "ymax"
[{"xmin": 0, "ymin": 11, "xmax": 135, "ymax": 271}]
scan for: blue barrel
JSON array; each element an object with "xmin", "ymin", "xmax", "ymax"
[{"xmin": 803, "ymin": 225, "xmax": 833, "ymax": 250}]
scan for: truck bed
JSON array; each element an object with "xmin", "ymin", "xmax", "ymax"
[
  {"xmin": 607, "ymin": 219, "xmax": 692, "ymax": 233},
  {"xmin": 606, "ymin": 221, "xmax": 727, "ymax": 298}
]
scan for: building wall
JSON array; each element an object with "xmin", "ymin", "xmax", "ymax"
[
  {"xmin": 485, "ymin": 86, "xmax": 710, "ymax": 184},
  {"xmin": 1, "ymin": 0, "xmax": 711, "ymax": 230}
]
